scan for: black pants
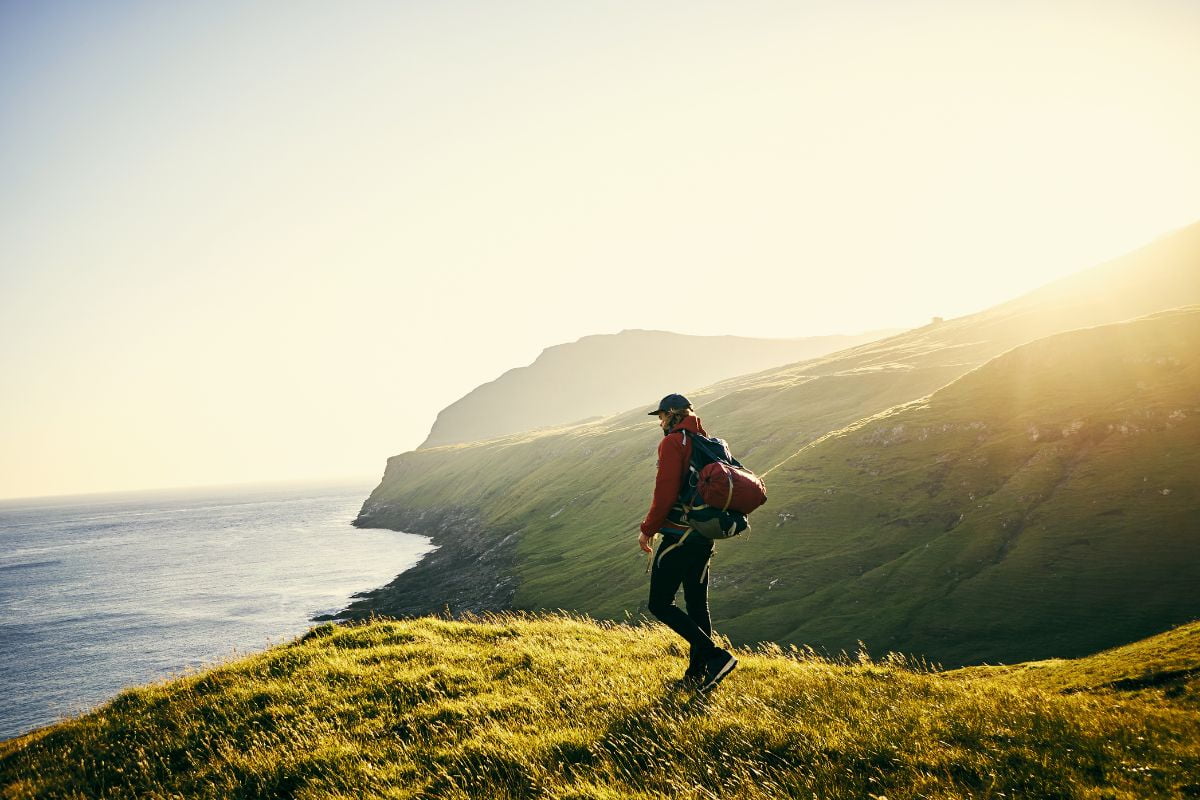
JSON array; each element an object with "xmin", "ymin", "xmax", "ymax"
[{"xmin": 647, "ymin": 531, "xmax": 717, "ymax": 666}]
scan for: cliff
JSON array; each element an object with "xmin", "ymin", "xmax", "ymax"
[{"xmin": 352, "ymin": 222, "xmax": 1200, "ymax": 666}]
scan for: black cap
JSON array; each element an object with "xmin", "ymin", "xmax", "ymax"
[{"xmin": 648, "ymin": 393, "xmax": 692, "ymax": 415}]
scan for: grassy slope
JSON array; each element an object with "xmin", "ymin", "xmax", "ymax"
[
  {"xmin": 3, "ymin": 614, "xmax": 1198, "ymax": 800},
  {"xmin": 959, "ymin": 617, "xmax": 1200, "ymax": 707},
  {"xmin": 357, "ymin": 222, "xmax": 1200, "ymax": 666},
  {"xmin": 714, "ymin": 307, "xmax": 1200, "ymax": 664}
]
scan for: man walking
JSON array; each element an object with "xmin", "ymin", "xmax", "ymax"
[{"xmin": 639, "ymin": 393, "xmax": 738, "ymax": 692}]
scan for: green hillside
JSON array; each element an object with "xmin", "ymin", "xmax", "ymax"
[
  {"xmin": 960, "ymin": 616, "xmax": 1200, "ymax": 706},
  {"xmin": 351, "ymin": 223, "xmax": 1200, "ymax": 666},
  {"xmin": 4, "ymin": 614, "xmax": 1198, "ymax": 799},
  {"xmin": 712, "ymin": 306, "xmax": 1200, "ymax": 664}
]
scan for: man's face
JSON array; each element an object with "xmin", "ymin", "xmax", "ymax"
[{"xmin": 657, "ymin": 411, "xmax": 670, "ymax": 431}]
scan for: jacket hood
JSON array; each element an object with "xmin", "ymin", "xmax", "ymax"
[{"xmin": 668, "ymin": 415, "xmax": 707, "ymax": 437}]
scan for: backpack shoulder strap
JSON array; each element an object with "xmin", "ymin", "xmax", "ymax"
[
  {"xmin": 688, "ymin": 433, "xmax": 747, "ymax": 470},
  {"xmin": 687, "ymin": 433, "xmax": 725, "ymax": 463}
]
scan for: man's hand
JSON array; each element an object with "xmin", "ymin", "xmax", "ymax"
[{"xmin": 638, "ymin": 531, "xmax": 654, "ymax": 553}]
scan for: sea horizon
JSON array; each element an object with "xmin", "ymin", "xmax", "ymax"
[
  {"xmin": 0, "ymin": 474, "xmax": 383, "ymax": 506},
  {"xmin": 0, "ymin": 479, "xmax": 434, "ymax": 740}
]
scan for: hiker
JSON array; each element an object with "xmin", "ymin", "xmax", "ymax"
[{"xmin": 638, "ymin": 393, "xmax": 738, "ymax": 692}]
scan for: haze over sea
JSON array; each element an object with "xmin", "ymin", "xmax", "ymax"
[{"xmin": 0, "ymin": 481, "xmax": 434, "ymax": 740}]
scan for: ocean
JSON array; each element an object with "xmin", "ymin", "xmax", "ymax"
[{"xmin": 0, "ymin": 480, "xmax": 434, "ymax": 741}]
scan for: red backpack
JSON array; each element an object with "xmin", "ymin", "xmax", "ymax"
[
  {"xmin": 696, "ymin": 459, "xmax": 768, "ymax": 514},
  {"xmin": 678, "ymin": 430, "xmax": 767, "ymax": 538}
]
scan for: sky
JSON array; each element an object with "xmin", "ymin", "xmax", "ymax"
[{"xmin": 2, "ymin": 0, "xmax": 1199, "ymax": 500}]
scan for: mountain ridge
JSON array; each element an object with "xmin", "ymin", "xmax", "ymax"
[
  {"xmin": 419, "ymin": 327, "xmax": 903, "ymax": 449},
  {"xmin": 352, "ymin": 221, "xmax": 1200, "ymax": 666}
]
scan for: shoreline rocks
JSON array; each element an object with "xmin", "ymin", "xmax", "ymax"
[{"xmin": 319, "ymin": 504, "xmax": 518, "ymax": 621}]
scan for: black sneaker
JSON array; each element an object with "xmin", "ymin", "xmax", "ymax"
[
  {"xmin": 670, "ymin": 674, "xmax": 703, "ymax": 690},
  {"xmin": 670, "ymin": 663, "xmax": 705, "ymax": 690},
  {"xmin": 698, "ymin": 648, "xmax": 737, "ymax": 693}
]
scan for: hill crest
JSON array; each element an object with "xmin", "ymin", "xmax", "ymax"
[{"xmin": 3, "ymin": 613, "xmax": 1197, "ymax": 798}]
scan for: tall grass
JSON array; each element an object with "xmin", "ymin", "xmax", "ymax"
[{"xmin": 4, "ymin": 613, "xmax": 1198, "ymax": 799}]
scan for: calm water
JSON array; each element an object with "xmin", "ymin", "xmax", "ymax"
[{"xmin": 0, "ymin": 481, "xmax": 435, "ymax": 740}]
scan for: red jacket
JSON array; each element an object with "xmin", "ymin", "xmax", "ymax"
[{"xmin": 640, "ymin": 415, "xmax": 708, "ymax": 535}]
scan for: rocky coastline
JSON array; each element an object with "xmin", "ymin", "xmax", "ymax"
[{"xmin": 321, "ymin": 502, "xmax": 519, "ymax": 621}]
